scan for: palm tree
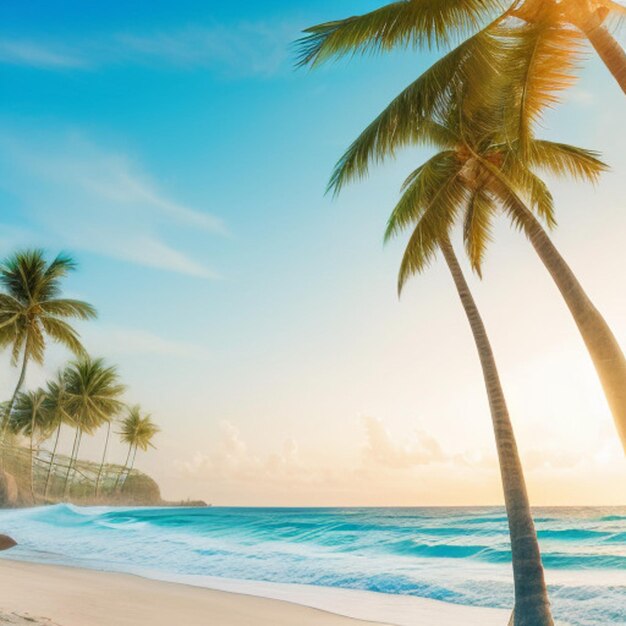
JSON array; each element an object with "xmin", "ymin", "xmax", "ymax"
[
  {"xmin": 297, "ymin": 20, "xmax": 626, "ymax": 453},
  {"xmin": 42, "ymin": 373, "xmax": 71, "ymax": 500},
  {"xmin": 8, "ymin": 389, "xmax": 51, "ymax": 503},
  {"xmin": 371, "ymin": 103, "xmax": 562, "ymax": 624},
  {"xmin": 60, "ymin": 357, "xmax": 125, "ymax": 499},
  {"xmin": 115, "ymin": 406, "xmax": 159, "ymax": 492},
  {"xmin": 297, "ymin": 0, "xmax": 626, "ymax": 94},
  {"xmin": 0, "ymin": 250, "xmax": 96, "ymax": 442}
]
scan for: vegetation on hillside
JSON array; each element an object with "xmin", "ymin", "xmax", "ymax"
[{"xmin": 0, "ymin": 250, "xmax": 160, "ymax": 507}]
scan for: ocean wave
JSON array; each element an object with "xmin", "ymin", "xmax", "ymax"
[{"xmin": 0, "ymin": 505, "xmax": 623, "ymax": 626}]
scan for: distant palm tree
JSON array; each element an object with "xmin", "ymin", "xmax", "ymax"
[
  {"xmin": 95, "ymin": 415, "xmax": 118, "ymax": 498},
  {"xmin": 41, "ymin": 373, "xmax": 71, "ymax": 500},
  {"xmin": 60, "ymin": 357, "xmax": 125, "ymax": 499},
  {"xmin": 0, "ymin": 250, "xmax": 96, "ymax": 442},
  {"xmin": 115, "ymin": 406, "xmax": 159, "ymax": 492},
  {"xmin": 8, "ymin": 388, "xmax": 51, "ymax": 503}
]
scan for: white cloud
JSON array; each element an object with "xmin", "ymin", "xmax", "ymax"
[
  {"xmin": 0, "ymin": 39, "xmax": 85, "ymax": 68},
  {"xmin": 176, "ymin": 421, "xmax": 306, "ymax": 482},
  {"xmin": 0, "ymin": 131, "xmax": 222, "ymax": 277},
  {"xmin": 114, "ymin": 22, "xmax": 293, "ymax": 76},
  {"xmin": 0, "ymin": 20, "xmax": 296, "ymax": 77},
  {"xmin": 362, "ymin": 416, "xmax": 446, "ymax": 469}
]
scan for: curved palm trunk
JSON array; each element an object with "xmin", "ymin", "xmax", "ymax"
[
  {"xmin": 483, "ymin": 166, "xmax": 626, "ymax": 454},
  {"xmin": 95, "ymin": 421, "xmax": 112, "ymax": 498},
  {"xmin": 578, "ymin": 11, "xmax": 626, "ymax": 95},
  {"xmin": 440, "ymin": 238, "xmax": 553, "ymax": 626},
  {"xmin": 44, "ymin": 423, "xmax": 62, "ymax": 500},
  {"xmin": 1, "ymin": 350, "xmax": 29, "ymax": 444},
  {"xmin": 114, "ymin": 443, "xmax": 133, "ymax": 492},
  {"xmin": 517, "ymin": 205, "xmax": 626, "ymax": 453}
]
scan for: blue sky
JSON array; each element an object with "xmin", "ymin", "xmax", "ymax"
[{"xmin": 0, "ymin": 1, "xmax": 624, "ymax": 505}]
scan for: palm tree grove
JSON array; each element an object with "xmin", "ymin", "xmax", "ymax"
[{"xmin": 0, "ymin": 250, "xmax": 160, "ymax": 506}]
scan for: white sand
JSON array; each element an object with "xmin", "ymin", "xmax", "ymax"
[{"xmin": 0, "ymin": 559, "xmax": 510, "ymax": 626}]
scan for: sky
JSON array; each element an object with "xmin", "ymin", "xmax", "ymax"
[{"xmin": 0, "ymin": 0, "xmax": 624, "ymax": 506}]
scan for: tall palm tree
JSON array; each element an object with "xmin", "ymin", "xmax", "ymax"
[
  {"xmin": 60, "ymin": 357, "xmax": 125, "ymax": 499},
  {"xmin": 115, "ymin": 406, "xmax": 159, "ymax": 492},
  {"xmin": 423, "ymin": 235, "xmax": 552, "ymax": 625},
  {"xmin": 298, "ymin": 20, "xmax": 626, "ymax": 453},
  {"xmin": 297, "ymin": 0, "xmax": 626, "ymax": 93},
  {"xmin": 0, "ymin": 250, "xmax": 96, "ymax": 442},
  {"xmin": 370, "ymin": 103, "xmax": 563, "ymax": 624},
  {"xmin": 8, "ymin": 389, "xmax": 51, "ymax": 503}
]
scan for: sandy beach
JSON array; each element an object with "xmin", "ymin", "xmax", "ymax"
[{"xmin": 0, "ymin": 559, "xmax": 510, "ymax": 626}]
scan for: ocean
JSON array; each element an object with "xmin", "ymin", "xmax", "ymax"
[{"xmin": 0, "ymin": 505, "xmax": 624, "ymax": 625}]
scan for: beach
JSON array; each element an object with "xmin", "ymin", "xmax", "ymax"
[{"xmin": 0, "ymin": 559, "xmax": 510, "ymax": 626}]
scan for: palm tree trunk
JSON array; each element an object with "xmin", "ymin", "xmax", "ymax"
[
  {"xmin": 517, "ymin": 208, "xmax": 626, "ymax": 453},
  {"xmin": 439, "ymin": 238, "xmax": 553, "ymax": 626},
  {"xmin": 95, "ymin": 421, "xmax": 111, "ymax": 498},
  {"xmin": 114, "ymin": 443, "xmax": 133, "ymax": 492},
  {"xmin": 1, "ymin": 349, "xmax": 29, "ymax": 443},
  {"xmin": 44, "ymin": 423, "xmax": 62, "ymax": 500},
  {"xmin": 63, "ymin": 428, "xmax": 80, "ymax": 498},
  {"xmin": 483, "ymin": 166, "xmax": 626, "ymax": 454},
  {"xmin": 578, "ymin": 9, "xmax": 626, "ymax": 95},
  {"xmin": 29, "ymin": 419, "xmax": 36, "ymax": 505},
  {"xmin": 121, "ymin": 444, "xmax": 138, "ymax": 492}
]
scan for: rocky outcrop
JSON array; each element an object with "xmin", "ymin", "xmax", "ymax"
[{"xmin": 0, "ymin": 534, "xmax": 17, "ymax": 551}]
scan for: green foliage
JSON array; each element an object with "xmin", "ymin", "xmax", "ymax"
[
  {"xmin": 0, "ymin": 250, "xmax": 96, "ymax": 366},
  {"xmin": 119, "ymin": 406, "xmax": 160, "ymax": 452},
  {"xmin": 61, "ymin": 357, "xmax": 126, "ymax": 433},
  {"xmin": 326, "ymin": 28, "xmax": 504, "ymax": 194},
  {"xmin": 296, "ymin": 0, "xmax": 508, "ymax": 67},
  {"xmin": 7, "ymin": 389, "xmax": 50, "ymax": 440}
]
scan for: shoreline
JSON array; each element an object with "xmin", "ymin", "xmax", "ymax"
[{"xmin": 0, "ymin": 558, "xmax": 510, "ymax": 626}]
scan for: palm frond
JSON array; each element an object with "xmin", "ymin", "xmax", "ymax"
[
  {"xmin": 529, "ymin": 140, "xmax": 608, "ymax": 182},
  {"xmin": 296, "ymin": 0, "xmax": 507, "ymax": 67},
  {"xmin": 40, "ymin": 298, "xmax": 97, "ymax": 320},
  {"xmin": 37, "ymin": 253, "xmax": 77, "ymax": 300},
  {"xmin": 385, "ymin": 151, "xmax": 461, "ymax": 241},
  {"xmin": 39, "ymin": 317, "xmax": 86, "ymax": 358},
  {"xmin": 328, "ymin": 27, "xmax": 505, "ymax": 194},
  {"xmin": 397, "ymin": 177, "xmax": 468, "ymax": 291},
  {"xmin": 501, "ymin": 20, "xmax": 584, "ymax": 152},
  {"xmin": 463, "ymin": 188, "xmax": 496, "ymax": 276}
]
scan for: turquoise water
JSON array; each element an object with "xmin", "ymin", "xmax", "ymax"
[{"xmin": 0, "ymin": 505, "xmax": 624, "ymax": 625}]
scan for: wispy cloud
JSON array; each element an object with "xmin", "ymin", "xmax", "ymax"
[
  {"xmin": 0, "ymin": 39, "xmax": 85, "ymax": 69},
  {"xmin": 83, "ymin": 325, "xmax": 209, "ymax": 359},
  {"xmin": 114, "ymin": 22, "xmax": 294, "ymax": 76},
  {"xmin": 0, "ymin": 20, "xmax": 296, "ymax": 77},
  {"xmin": 361, "ymin": 416, "xmax": 446, "ymax": 469},
  {"xmin": 0, "ymin": 130, "xmax": 222, "ymax": 277},
  {"xmin": 176, "ymin": 421, "xmax": 305, "ymax": 482}
]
